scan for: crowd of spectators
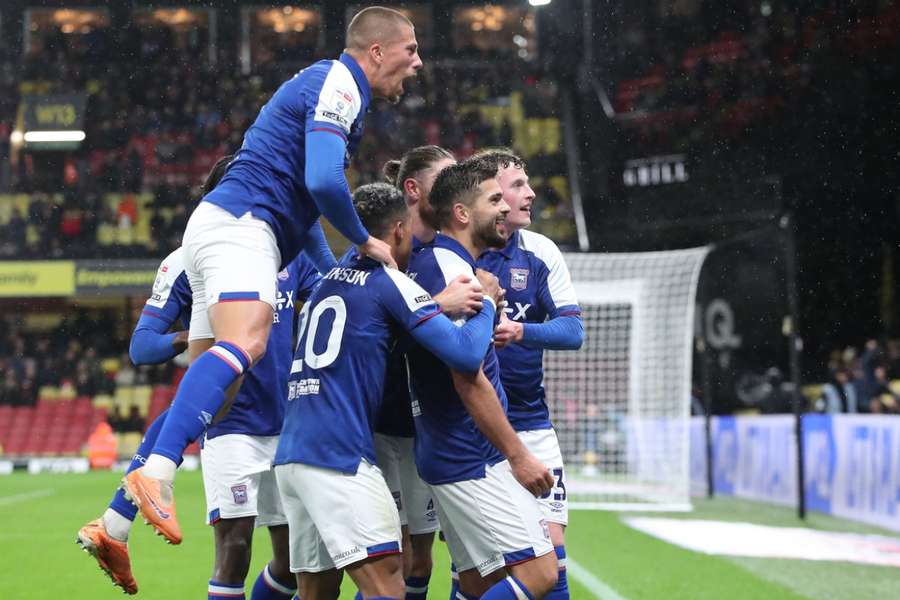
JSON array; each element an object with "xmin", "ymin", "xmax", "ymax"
[
  {"xmin": 0, "ymin": 312, "xmax": 172, "ymax": 408},
  {"xmin": 817, "ymin": 338, "xmax": 900, "ymax": 414},
  {"xmin": 606, "ymin": 0, "xmax": 898, "ymax": 155},
  {"xmin": 0, "ymin": 22, "xmax": 568, "ymax": 258}
]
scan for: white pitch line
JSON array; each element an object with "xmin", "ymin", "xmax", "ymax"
[
  {"xmin": 568, "ymin": 557, "xmax": 629, "ymax": 600},
  {"xmin": 0, "ymin": 488, "xmax": 55, "ymax": 507}
]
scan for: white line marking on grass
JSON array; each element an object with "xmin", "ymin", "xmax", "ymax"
[
  {"xmin": 0, "ymin": 489, "xmax": 55, "ymax": 506},
  {"xmin": 568, "ymin": 557, "xmax": 629, "ymax": 600}
]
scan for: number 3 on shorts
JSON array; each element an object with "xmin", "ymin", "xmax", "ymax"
[{"xmin": 541, "ymin": 467, "xmax": 566, "ymax": 501}]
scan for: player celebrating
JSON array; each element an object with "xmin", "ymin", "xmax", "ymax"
[
  {"xmin": 78, "ymin": 246, "xmax": 319, "ymax": 598},
  {"xmin": 476, "ymin": 149, "xmax": 584, "ymax": 600},
  {"xmin": 124, "ymin": 6, "xmax": 423, "ymax": 544},
  {"xmin": 406, "ymin": 159, "xmax": 559, "ymax": 599},
  {"xmin": 76, "ymin": 159, "xmax": 322, "ymax": 599},
  {"xmin": 274, "ymin": 183, "xmax": 502, "ymax": 599},
  {"xmin": 375, "ymin": 145, "xmax": 464, "ymax": 599}
]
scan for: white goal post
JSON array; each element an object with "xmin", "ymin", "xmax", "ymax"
[{"xmin": 547, "ymin": 248, "xmax": 710, "ymax": 511}]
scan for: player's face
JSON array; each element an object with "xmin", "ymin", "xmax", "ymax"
[
  {"xmin": 377, "ymin": 26, "xmax": 423, "ymax": 103},
  {"xmin": 469, "ymin": 179, "xmax": 510, "ymax": 249},
  {"xmin": 497, "ymin": 164, "xmax": 535, "ymax": 234},
  {"xmin": 413, "ymin": 157, "xmax": 456, "ymax": 228}
]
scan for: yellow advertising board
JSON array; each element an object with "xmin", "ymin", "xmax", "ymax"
[{"xmin": 0, "ymin": 261, "xmax": 76, "ymax": 297}]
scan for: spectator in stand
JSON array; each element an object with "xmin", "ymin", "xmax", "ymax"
[
  {"xmin": 820, "ymin": 368, "xmax": 859, "ymax": 414},
  {"xmin": 867, "ymin": 365, "xmax": 900, "ymax": 414}
]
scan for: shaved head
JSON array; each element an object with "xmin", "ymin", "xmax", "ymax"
[{"xmin": 346, "ymin": 7, "xmax": 414, "ymax": 52}]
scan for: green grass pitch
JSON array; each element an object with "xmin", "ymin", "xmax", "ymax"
[{"xmin": 1, "ymin": 470, "xmax": 898, "ymax": 599}]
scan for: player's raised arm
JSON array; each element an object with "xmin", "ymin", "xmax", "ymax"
[
  {"xmin": 130, "ymin": 249, "xmax": 192, "ymax": 365},
  {"xmin": 385, "ymin": 268, "xmax": 498, "ymax": 374},
  {"xmin": 300, "ymin": 220, "xmax": 338, "ymax": 273}
]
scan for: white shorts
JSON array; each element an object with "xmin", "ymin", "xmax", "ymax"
[
  {"xmin": 374, "ymin": 434, "xmax": 439, "ymax": 535},
  {"xmin": 200, "ymin": 434, "xmax": 285, "ymax": 527},
  {"xmin": 182, "ymin": 202, "xmax": 281, "ymax": 341},
  {"xmin": 519, "ymin": 428, "xmax": 568, "ymax": 525},
  {"xmin": 431, "ymin": 460, "xmax": 553, "ymax": 577},
  {"xmin": 275, "ymin": 460, "xmax": 402, "ymax": 573}
]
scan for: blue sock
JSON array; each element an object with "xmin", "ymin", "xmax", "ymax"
[
  {"xmin": 108, "ymin": 408, "xmax": 176, "ymax": 521},
  {"xmin": 250, "ymin": 563, "xmax": 296, "ymax": 600},
  {"xmin": 545, "ymin": 545, "xmax": 569, "ymax": 600},
  {"xmin": 151, "ymin": 342, "xmax": 250, "ymax": 463},
  {"xmin": 209, "ymin": 580, "xmax": 245, "ymax": 600},
  {"xmin": 481, "ymin": 576, "xmax": 534, "ymax": 600},
  {"xmin": 405, "ymin": 575, "xmax": 429, "ymax": 600}
]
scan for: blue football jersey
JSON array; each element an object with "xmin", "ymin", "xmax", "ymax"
[
  {"xmin": 374, "ymin": 236, "xmax": 432, "ymax": 439},
  {"xmin": 477, "ymin": 229, "xmax": 581, "ymax": 431},
  {"xmin": 406, "ymin": 234, "xmax": 507, "ymax": 485},
  {"xmin": 207, "ymin": 254, "xmax": 322, "ymax": 439},
  {"xmin": 144, "ymin": 248, "xmax": 193, "ymax": 330},
  {"xmin": 203, "ymin": 53, "xmax": 370, "ymax": 267},
  {"xmin": 274, "ymin": 256, "xmax": 441, "ymax": 474}
]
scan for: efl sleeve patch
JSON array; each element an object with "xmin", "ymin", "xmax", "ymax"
[{"xmin": 313, "ymin": 63, "xmax": 362, "ymax": 134}]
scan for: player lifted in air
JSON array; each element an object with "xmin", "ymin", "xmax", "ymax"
[
  {"xmin": 77, "ymin": 157, "xmax": 322, "ymax": 600},
  {"xmin": 273, "ymin": 183, "xmax": 503, "ymax": 599},
  {"xmin": 406, "ymin": 158, "xmax": 560, "ymax": 599},
  {"xmin": 476, "ymin": 148, "xmax": 584, "ymax": 600},
  {"xmin": 123, "ymin": 6, "xmax": 423, "ymax": 545}
]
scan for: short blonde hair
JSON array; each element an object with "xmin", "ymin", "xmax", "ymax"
[{"xmin": 345, "ymin": 6, "xmax": 414, "ymax": 51}]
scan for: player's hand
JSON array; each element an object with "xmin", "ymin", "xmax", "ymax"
[
  {"xmin": 494, "ymin": 313, "xmax": 524, "ymax": 349},
  {"xmin": 509, "ymin": 451, "xmax": 554, "ymax": 497},
  {"xmin": 434, "ymin": 275, "xmax": 484, "ymax": 317},
  {"xmin": 172, "ymin": 330, "xmax": 189, "ymax": 355},
  {"xmin": 359, "ymin": 236, "xmax": 398, "ymax": 270},
  {"xmin": 475, "ymin": 268, "xmax": 504, "ymax": 307}
]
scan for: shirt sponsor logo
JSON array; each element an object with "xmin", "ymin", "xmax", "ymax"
[
  {"xmin": 231, "ymin": 484, "xmax": 248, "ymax": 505},
  {"xmin": 510, "ymin": 268, "xmax": 529, "ymax": 291},
  {"xmin": 288, "ymin": 378, "xmax": 321, "ymax": 400},
  {"xmin": 505, "ymin": 302, "xmax": 531, "ymax": 321}
]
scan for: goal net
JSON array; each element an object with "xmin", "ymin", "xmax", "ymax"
[{"xmin": 547, "ymin": 248, "xmax": 710, "ymax": 511}]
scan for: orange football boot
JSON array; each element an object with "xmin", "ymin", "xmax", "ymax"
[
  {"xmin": 122, "ymin": 468, "xmax": 183, "ymax": 545},
  {"xmin": 76, "ymin": 518, "xmax": 138, "ymax": 595}
]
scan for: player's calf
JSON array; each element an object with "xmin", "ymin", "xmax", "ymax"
[
  {"xmin": 346, "ymin": 554, "xmax": 405, "ymax": 599},
  {"xmin": 506, "ymin": 551, "xmax": 558, "ymax": 598}
]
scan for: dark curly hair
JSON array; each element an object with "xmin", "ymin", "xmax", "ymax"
[{"xmin": 352, "ymin": 182, "xmax": 409, "ymax": 238}]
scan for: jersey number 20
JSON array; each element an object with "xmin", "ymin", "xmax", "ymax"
[{"xmin": 294, "ymin": 295, "xmax": 347, "ymax": 370}]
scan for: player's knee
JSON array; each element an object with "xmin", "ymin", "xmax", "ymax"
[
  {"xmin": 241, "ymin": 337, "xmax": 268, "ymax": 365},
  {"xmin": 408, "ymin": 552, "xmax": 433, "ymax": 579},
  {"xmin": 511, "ymin": 554, "xmax": 558, "ymax": 598},
  {"xmin": 215, "ymin": 534, "xmax": 253, "ymax": 580},
  {"xmin": 532, "ymin": 554, "xmax": 560, "ymax": 596}
]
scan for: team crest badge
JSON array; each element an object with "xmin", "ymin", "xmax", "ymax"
[
  {"xmin": 510, "ymin": 268, "xmax": 529, "ymax": 291},
  {"xmin": 231, "ymin": 484, "xmax": 248, "ymax": 505},
  {"xmin": 277, "ymin": 269, "xmax": 289, "ymax": 281}
]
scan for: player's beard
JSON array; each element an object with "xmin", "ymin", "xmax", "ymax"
[{"xmin": 473, "ymin": 213, "xmax": 507, "ymax": 250}]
